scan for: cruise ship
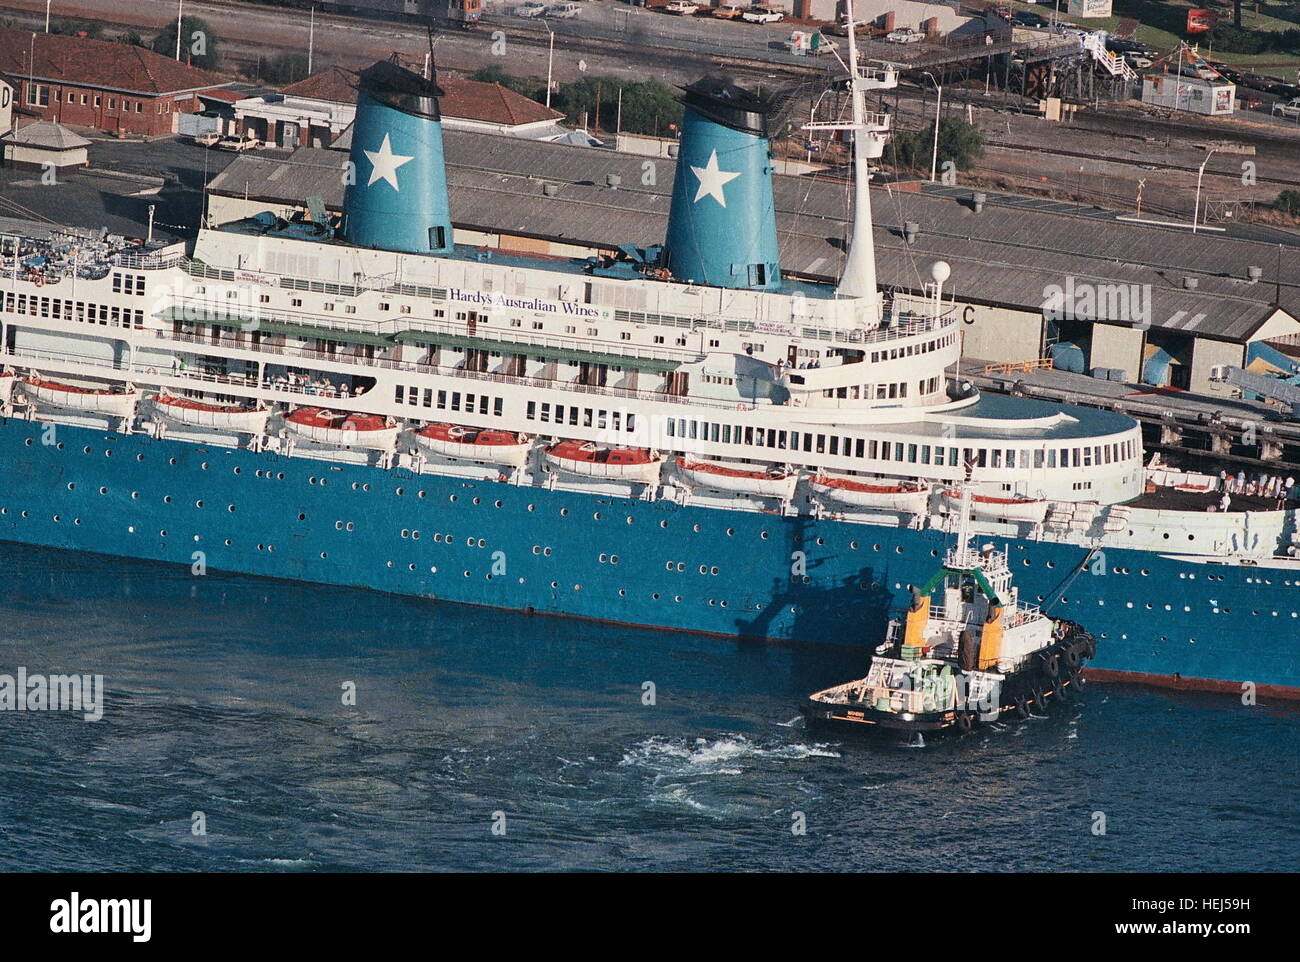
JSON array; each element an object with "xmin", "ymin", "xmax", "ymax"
[{"xmin": 1, "ymin": 11, "xmax": 1296, "ymax": 697}]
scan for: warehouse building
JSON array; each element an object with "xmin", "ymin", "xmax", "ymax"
[{"xmin": 202, "ymin": 132, "xmax": 1299, "ymax": 397}]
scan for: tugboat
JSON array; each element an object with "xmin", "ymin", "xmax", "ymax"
[{"xmin": 802, "ymin": 487, "xmax": 1096, "ymax": 736}]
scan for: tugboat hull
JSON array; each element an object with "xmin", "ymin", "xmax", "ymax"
[{"xmin": 802, "ymin": 627, "xmax": 1096, "ymax": 736}]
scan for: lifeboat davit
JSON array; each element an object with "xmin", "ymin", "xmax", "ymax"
[
  {"xmin": 942, "ymin": 489, "xmax": 1049, "ymax": 523},
  {"xmin": 415, "ymin": 423, "xmax": 531, "ymax": 468},
  {"xmin": 0, "ymin": 371, "xmax": 13, "ymax": 405},
  {"xmin": 810, "ymin": 475, "xmax": 931, "ymax": 513},
  {"xmin": 284, "ymin": 407, "xmax": 399, "ymax": 450},
  {"xmin": 675, "ymin": 458, "xmax": 798, "ymax": 499},
  {"xmin": 20, "ymin": 376, "xmax": 140, "ymax": 417},
  {"xmin": 544, "ymin": 439, "xmax": 662, "ymax": 484},
  {"xmin": 151, "ymin": 394, "xmax": 271, "ymax": 433}
]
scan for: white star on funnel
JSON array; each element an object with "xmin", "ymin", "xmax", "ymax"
[
  {"xmin": 364, "ymin": 133, "xmax": 415, "ymax": 191},
  {"xmin": 690, "ymin": 149, "xmax": 741, "ymax": 207}
]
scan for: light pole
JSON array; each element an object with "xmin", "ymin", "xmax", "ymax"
[
  {"xmin": 175, "ymin": 0, "xmax": 184, "ymax": 62},
  {"xmin": 922, "ymin": 70, "xmax": 942, "ymax": 183},
  {"xmin": 44, "ymin": 0, "xmax": 50, "ymax": 33},
  {"xmin": 545, "ymin": 27, "xmax": 555, "ymax": 109},
  {"xmin": 1193, "ymin": 147, "xmax": 1216, "ymax": 233}
]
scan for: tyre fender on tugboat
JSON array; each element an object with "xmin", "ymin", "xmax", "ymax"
[{"xmin": 1043, "ymin": 651, "xmax": 1061, "ymax": 679}]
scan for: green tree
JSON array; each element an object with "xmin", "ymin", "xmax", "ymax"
[
  {"xmin": 116, "ymin": 30, "xmax": 145, "ymax": 47},
  {"xmin": 258, "ymin": 53, "xmax": 313, "ymax": 85},
  {"xmin": 49, "ymin": 19, "xmax": 105, "ymax": 38},
  {"xmin": 152, "ymin": 15, "xmax": 221, "ymax": 70},
  {"xmin": 1275, "ymin": 190, "xmax": 1300, "ymax": 216},
  {"xmin": 890, "ymin": 117, "xmax": 983, "ymax": 174}
]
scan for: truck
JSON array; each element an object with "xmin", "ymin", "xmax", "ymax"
[
  {"xmin": 1273, "ymin": 97, "xmax": 1300, "ymax": 119},
  {"xmin": 743, "ymin": 5, "xmax": 784, "ymax": 23},
  {"xmin": 216, "ymin": 133, "xmax": 260, "ymax": 152}
]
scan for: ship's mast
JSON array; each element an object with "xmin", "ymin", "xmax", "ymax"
[{"xmin": 818, "ymin": 0, "xmax": 897, "ymax": 327}]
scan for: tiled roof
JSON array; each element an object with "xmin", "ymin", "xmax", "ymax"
[
  {"xmin": 280, "ymin": 66, "xmax": 357, "ymax": 103},
  {"xmin": 0, "ymin": 28, "xmax": 229, "ymax": 96},
  {"xmin": 0, "ymin": 120, "xmax": 91, "ymax": 149},
  {"xmin": 279, "ymin": 65, "xmax": 562, "ymax": 126}
]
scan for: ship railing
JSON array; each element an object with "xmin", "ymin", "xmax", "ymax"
[
  {"xmin": 0, "ymin": 345, "xmax": 364, "ymax": 401},
  {"xmin": 166, "ymin": 296, "xmax": 704, "ymax": 366}
]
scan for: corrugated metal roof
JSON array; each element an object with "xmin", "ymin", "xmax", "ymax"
[{"xmin": 205, "ymin": 132, "xmax": 1298, "ymax": 343}]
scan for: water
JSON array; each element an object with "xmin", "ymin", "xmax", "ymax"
[{"xmin": 0, "ymin": 541, "xmax": 1295, "ymax": 872}]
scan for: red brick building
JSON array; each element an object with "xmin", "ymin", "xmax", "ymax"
[{"xmin": 0, "ymin": 29, "xmax": 233, "ymax": 137}]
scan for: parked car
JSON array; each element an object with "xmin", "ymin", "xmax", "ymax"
[
  {"xmin": 1208, "ymin": 61, "xmax": 1242, "ymax": 84},
  {"xmin": 1239, "ymin": 72, "xmax": 1274, "ymax": 92},
  {"xmin": 1267, "ymin": 81, "xmax": 1300, "ymax": 99},
  {"xmin": 712, "ymin": 3, "xmax": 746, "ymax": 18},
  {"xmin": 1011, "ymin": 11, "xmax": 1049, "ymax": 27},
  {"xmin": 885, "ymin": 26, "xmax": 923, "ymax": 43},
  {"xmin": 743, "ymin": 5, "xmax": 784, "ymax": 23},
  {"xmin": 193, "ymin": 131, "xmax": 221, "ymax": 148},
  {"xmin": 546, "ymin": 1, "xmax": 582, "ymax": 16},
  {"xmin": 516, "ymin": 0, "xmax": 547, "ymax": 17},
  {"xmin": 216, "ymin": 133, "xmax": 259, "ymax": 152},
  {"xmin": 1124, "ymin": 53, "xmax": 1153, "ymax": 69},
  {"xmin": 664, "ymin": 1, "xmax": 698, "ymax": 13},
  {"xmin": 1273, "ymin": 97, "xmax": 1300, "ymax": 119}
]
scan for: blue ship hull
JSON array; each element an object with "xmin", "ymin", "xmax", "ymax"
[{"xmin": 1, "ymin": 417, "xmax": 1295, "ymax": 694}]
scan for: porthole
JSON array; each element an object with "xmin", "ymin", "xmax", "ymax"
[
  {"xmin": 195, "ymin": 500, "xmax": 204, "ymax": 508},
  {"xmin": 600, "ymin": 554, "xmax": 609, "ymax": 563},
  {"xmin": 163, "ymin": 496, "xmax": 172, "ymax": 504},
  {"xmin": 298, "ymin": 513, "xmax": 306, "ymax": 521},
  {"xmin": 610, "ymin": 555, "xmax": 619, "ymax": 565},
  {"xmin": 478, "ymin": 539, "xmax": 487, "ymax": 548},
  {"xmin": 760, "ymin": 531, "xmax": 769, "ymax": 540},
  {"xmin": 81, "ymin": 445, "xmax": 90, "ymax": 454},
  {"xmin": 543, "ymin": 547, "xmax": 552, "ymax": 557},
  {"xmin": 652, "ymin": 593, "xmax": 661, "ymax": 600},
  {"xmin": 66, "ymin": 483, "xmax": 75, "ymax": 491},
  {"xmin": 895, "ymin": 546, "xmax": 903, "ymax": 554},
  {"xmin": 234, "ymin": 467, "xmax": 242, "ymax": 475},
  {"xmin": 169, "ymin": 457, "xmax": 176, "ymax": 465},
  {"xmin": 676, "ymin": 563, "xmax": 686, "ymax": 572},
  {"xmin": 692, "ymin": 524, "xmax": 701, "ymax": 533},
  {"xmin": 618, "ymin": 589, "xmax": 627, "ymax": 597},
  {"xmin": 626, "ymin": 516, "xmax": 634, "ymax": 525},
  {"xmin": 397, "ymin": 487, "xmax": 406, "ymax": 496},
  {"xmin": 815, "ymin": 538, "xmax": 825, "ymax": 546},
  {"xmin": 346, "ymin": 523, "xmax": 355, "ymax": 532},
  {"xmin": 386, "ymin": 561, "xmax": 394, "ymax": 568},
  {"xmin": 660, "ymin": 520, "xmax": 669, "ymax": 529},
  {"xmin": 336, "ymin": 521, "xmax": 344, "ymax": 530},
  {"xmin": 99, "ymin": 487, "xmax": 108, "ymax": 495},
  {"xmin": 104, "ymin": 450, "xmax": 112, "ymax": 458},
  {"xmin": 551, "ymin": 581, "xmax": 559, "ymax": 588},
  {"xmin": 320, "ymin": 552, "xmax": 328, "ymax": 559},
  {"xmin": 52, "ymin": 515, "xmax": 60, "ymax": 523},
  {"xmin": 494, "ymin": 500, "xmax": 503, "ymax": 508},
  {"xmin": 224, "ymin": 539, "xmax": 232, "ymax": 546},
  {"xmin": 726, "ymin": 528, "xmax": 734, "ymax": 536},
  {"xmin": 23, "ymin": 439, "xmax": 32, "ymax": 447},
  {"xmin": 419, "ymin": 491, "xmax": 428, "ymax": 500},
  {"xmin": 593, "ymin": 511, "xmax": 601, "ymax": 520},
  {"xmin": 402, "ymin": 529, "xmax": 411, "ymax": 539},
  {"xmin": 710, "ymin": 566, "xmax": 719, "ymax": 575},
  {"xmin": 674, "ymin": 595, "xmax": 682, "ymax": 603},
  {"xmin": 849, "ymin": 541, "xmax": 858, "ymax": 550},
  {"xmin": 135, "ymin": 454, "xmax": 143, "ymax": 462},
  {"xmin": 161, "ymin": 530, "xmax": 169, "ymax": 538},
  {"xmin": 699, "ymin": 565, "xmax": 708, "ymax": 575},
  {"xmin": 472, "ymin": 497, "xmax": 481, "ymax": 505},
  {"xmin": 409, "ymin": 563, "xmax": 417, "ymax": 571},
  {"xmin": 200, "ymin": 461, "xmax": 208, "ymax": 470}
]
